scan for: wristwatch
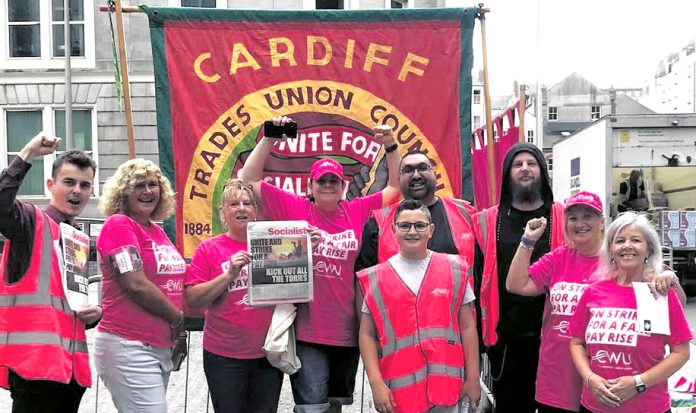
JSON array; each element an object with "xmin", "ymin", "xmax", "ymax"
[{"xmin": 634, "ymin": 374, "xmax": 646, "ymax": 393}]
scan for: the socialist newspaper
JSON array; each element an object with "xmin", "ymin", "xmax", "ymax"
[
  {"xmin": 59, "ymin": 223, "xmax": 90, "ymax": 310},
  {"xmin": 247, "ymin": 220, "xmax": 313, "ymax": 306}
]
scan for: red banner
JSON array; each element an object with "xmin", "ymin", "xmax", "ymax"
[{"xmin": 147, "ymin": 8, "xmax": 476, "ymax": 258}]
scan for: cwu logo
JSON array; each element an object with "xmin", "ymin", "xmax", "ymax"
[{"xmin": 591, "ymin": 350, "xmax": 631, "ymax": 366}]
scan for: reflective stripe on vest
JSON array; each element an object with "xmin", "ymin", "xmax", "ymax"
[
  {"xmin": 364, "ymin": 256, "xmax": 462, "ymax": 374},
  {"xmin": 477, "ymin": 208, "xmax": 488, "ymax": 251},
  {"xmin": 0, "ymin": 211, "xmax": 87, "ymax": 353},
  {"xmin": 0, "ymin": 332, "xmax": 88, "ymax": 354},
  {"xmin": 0, "ymin": 295, "xmax": 74, "ymax": 315},
  {"xmin": 449, "ymin": 199, "xmax": 473, "ymax": 228},
  {"xmin": 373, "ymin": 206, "xmax": 391, "ymax": 230},
  {"xmin": 387, "ymin": 363, "xmax": 464, "ymax": 390}
]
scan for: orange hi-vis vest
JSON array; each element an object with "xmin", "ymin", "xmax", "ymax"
[
  {"xmin": 372, "ymin": 198, "xmax": 476, "ymax": 264},
  {"xmin": 473, "ymin": 202, "xmax": 564, "ymax": 347},
  {"xmin": 358, "ymin": 252, "xmax": 467, "ymax": 413},
  {"xmin": 0, "ymin": 207, "xmax": 91, "ymax": 389}
]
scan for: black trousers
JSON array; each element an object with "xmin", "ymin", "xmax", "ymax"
[
  {"xmin": 487, "ymin": 336, "xmax": 541, "ymax": 413},
  {"xmin": 9, "ymin": 370, "xmax": 86, "ymax": 413},
  {"xmin": 579, "ymin": 405, "xmax": 669, "ymax": 413}
]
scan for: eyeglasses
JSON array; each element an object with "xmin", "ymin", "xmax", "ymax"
[
  {"xmin": 395, "ymin": 221, "xmax": 430, "ymax": 232},
  {"xmin": 400, "ymin": 163, "xmax": 433, "ymax": 176}
]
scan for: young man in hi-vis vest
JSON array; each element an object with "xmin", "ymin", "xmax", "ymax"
[
  {"xmin": 358, "ymin": 200, "xmax": 480, "ymax": 413},
  {"xmin": 0, "ymin": 132, "xmax": 101, "ymax": 413}
]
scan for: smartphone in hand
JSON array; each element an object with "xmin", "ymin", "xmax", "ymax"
[{"xmin": 264, "ymin": 120, "xmax": 298, "ymax": 139}]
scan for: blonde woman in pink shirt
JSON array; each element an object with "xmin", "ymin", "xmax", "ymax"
[
  {"xmin": 239, "ymin": 116, "xmax": 400, "ymax": 413},
  {"xmin": 569, "ymin": 212, "xmax": 690, "ymax": 413},
  {"xmin": 94, "ymin": 159, "xmax": 186, "ymax": 413},
  {"xmin": 507, "ymin": 193, "xmax": 682, "ymax": 413},
  {"xmin": 184, "ymin": 179, "xmax": 283, "ymax": 412}
]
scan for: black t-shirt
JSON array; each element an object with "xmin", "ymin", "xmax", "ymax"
[
  {"xmin": 495, "ymin": 203, "xmax": 551, "ymax": 340},
  {"xmin": 427, "ymin": 200, "xmax": 458, "ymax": 255}
]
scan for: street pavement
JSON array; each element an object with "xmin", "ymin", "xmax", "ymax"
[
  {"xmin": 0, "ymin": 329, "xmax": 377, "ymax": 413},
  {"xmin": 5, "ymin": 297, "xmax": 696, "ymax": 412}
]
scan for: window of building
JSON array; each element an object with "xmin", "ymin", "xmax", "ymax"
[
  {"xmin": 390, "ymin": 0, "xmax": 405, "ymax": 7},
  {"xmin": 316, "ymin": 0, "xmax": 344, "ymax": 8},
  {"xmin": 548, "ymin": 106, "xmax": 558, "ymax": 121},
  {"xmin": 1, "ymin": 0, "xmax": 94, "ymax": 69},
  {"xmin": 3, "ymin": 107, "xmax": 98, "ymax": 197},
  {"xmin": 547, "ymin": 156, "xmax": 553, "ymax": 172},
  {"xmin": 526, "ymin": 129, "xmax": 534, "ymax": 143},
  {"xmin": 6, "ymin": 111, "xmax": 45, "ymax": 196},
  {"xmin": 591, "ymin": 105, "xmax": 601, "ymax": 120},
  {"xmin": 473, "ymin": 115, "xmax": 481, "ymax": 129},
  {"xmin": 181, "ymin": 0, "xmax": 217, "ymax": 6},
  {"xmin": 51, "ymin": 0, "xmax": 85, "ymax": 57},
  {"xmin": 473, "ymin": 89, "xmax": 481, "ymax": 104},
  {"xmin": 169, "ymin": 0, "xmax": 227, "ymax": 6}
]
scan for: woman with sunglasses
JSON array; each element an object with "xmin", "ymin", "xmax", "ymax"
[{"xmin": 239, "ymin": 116, "xmax": 400, "ymax": 413}]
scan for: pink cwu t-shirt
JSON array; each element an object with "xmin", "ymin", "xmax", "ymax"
[
  {"xmin": 528, "ymin": 245, "xmax": 597, "ymax": 411},
  {"xmin": 568, "ymin": 281, "xmax": 692, "ymax": 413},
  {"xmin": 97, "ymin": 213, "xmax": 186, "ymax": 348},
  {"xmin": 260, "ymin": 181, "xmax": 382, "ymax": 346},
  {"xmin": 186, "ymin": 233, "xmax": 274, "ymax": 359}
]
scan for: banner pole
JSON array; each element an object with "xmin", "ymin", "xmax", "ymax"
[
  {"xmin": 477, "ymin": 4, "xmax": 497, "ymax": 205},
  {"xmin": 113, "ymin": 0, "xmax": 136, "ymax": 159},
  {"xmin": 518, "ymin": 84, "xmax": 526, "ymax": 143},
  {"xmin": 99, "ymin": 4, "xmax": 142, "ymax": 12}
]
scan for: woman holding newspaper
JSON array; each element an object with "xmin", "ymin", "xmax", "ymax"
[
  {"xmin": 239, "ymin": 116, "xmax": 401, "ymax": 413},
  {"xmin": 94, "ymin": 159, "xmax": 187, "ymax": 413},
  {"xmin": 507, "ymin": 193, "xmax": 684, "ymax": 413},
  {"xmin": 568, "ymin": 212, "xmax": 691, "ymax": 413},
  {"xmin": 185, "ymin": 178, "xmax": 285, "ymax": 412}
]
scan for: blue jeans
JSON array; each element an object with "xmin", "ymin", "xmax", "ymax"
[
  {"xmin": 290, "ymin": 341, "xmax": 359, "ymax": 413},
  {"xmin": 203, "ymin": 349, "xmax": 283, "ymax": 413}
]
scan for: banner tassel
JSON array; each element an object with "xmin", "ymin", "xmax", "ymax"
[{"xmin": 107, "ymin": 0, "xmax": 124, "ymax": 112}]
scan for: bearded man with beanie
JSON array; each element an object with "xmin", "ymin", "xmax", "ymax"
[{"xmin": 472, "ymin": 143, "xmax": 564, "ymax": 413}]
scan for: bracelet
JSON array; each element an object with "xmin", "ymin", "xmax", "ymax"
[
  {"xmin": 670, "ymin": 275, "xmax": 679, "ymax": 288},
  {"xmin": 384, "ymin": 143, "xmax": 398, "ymax": 153},
  {"xmin": 519, "ymin": 242, "xmax": 535, "ymax": 251},
  {"xmin": 520, "ymin": 236, "xmax": 536, "ymax": 248},
  {"xmin": 584, "ymin": 372, "xmax": 595, "ymax": 388}
]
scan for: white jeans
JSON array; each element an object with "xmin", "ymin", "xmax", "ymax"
[{"xmin": 94, "ymin": 330, "xmax": 173, "ymax": 413}]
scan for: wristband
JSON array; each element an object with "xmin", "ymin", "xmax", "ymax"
[
  {"xmin": 384, "ymin": 143, "xmax": 398, "ymax": 153},
  {"xmin": 520, "ymin": 236, "xmax": 536, "ymax": 248}
]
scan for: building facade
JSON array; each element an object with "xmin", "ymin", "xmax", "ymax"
[
  {"xmin": 2, "ymin": 0, "xmax": 468, "ymax": 220},
  {"xmin": 648, "ymin": 39, "xmax": 696, "ymax": 114}
]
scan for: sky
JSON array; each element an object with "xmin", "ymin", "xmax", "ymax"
[{"xmin": 456, "ymin": 0, "xmax": 696, "ymax": 96}]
